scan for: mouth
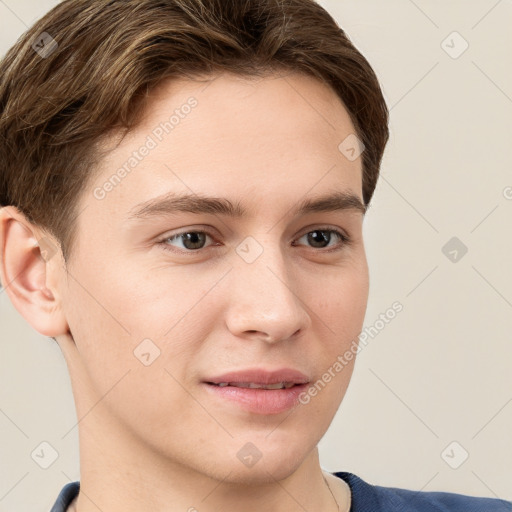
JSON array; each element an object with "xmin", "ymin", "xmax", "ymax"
[{"xmin": 202, "ymin": 368, "xmax": 310, "ymax": 414}]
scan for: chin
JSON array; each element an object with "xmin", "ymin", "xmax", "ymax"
[
  {"xmin": 220, "ymin": 459, "xmax": 305, "ymax": 487},
  {"xmin": 222, "ymin": 434, "xmax": 315, "ymax": 484}
]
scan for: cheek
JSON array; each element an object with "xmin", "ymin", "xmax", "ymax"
[
  {"xmin": 297, "ymin": 264, "xmax": 368, "ymax": 411},
  {"xmin": 68, "ymin": 255, "xmax": 220, "ymax": 342},
  {"xmin": 62, "ymin": 273, "xmax": 213, "ymax": 444},
  {"xmin": 315, "ymin": 263, "xmax": 369, "ymax": 336},
  {"xmin": 62, "ymin": 259, "xmax": 224, "ymax": 399}
]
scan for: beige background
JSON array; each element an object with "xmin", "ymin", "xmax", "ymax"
[{"xmin": 0, "ymin": 0, "xmax": 511, "ymax": 510}]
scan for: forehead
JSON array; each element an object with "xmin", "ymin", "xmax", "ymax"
[{"xmin": 82, "ymin": 71, "xmax": 363, "ymax": 227}]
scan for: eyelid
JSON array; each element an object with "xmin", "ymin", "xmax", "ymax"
[{"xmin": 157, "ymin": 226, "xmax": 216, "ymax": 240}]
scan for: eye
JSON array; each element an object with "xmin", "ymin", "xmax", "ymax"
[
  {"xmin": 156, "ymin": 226, "xmax": 351, "ymax": 255},
  {"xmin": 158, "ymin": 230, "xmax": 217, "ymax": 253},
  {"xmin": 293, "ymin": 228, "xmax": 350, "ymax": 251}
]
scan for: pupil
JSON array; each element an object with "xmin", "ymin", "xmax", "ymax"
[
  {"xmin": 308, "ymin": 230, "xmax": 330, "ymax": 248},
  {"xmin": 183, "ymin": 232, "xmax": 206, "ymax": 250}
]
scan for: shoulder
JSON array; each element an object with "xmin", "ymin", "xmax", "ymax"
[
  {"xmin": 50, "ymin": 481, "xmax": 80, "ymax": 512},
  {"xmin": 333, "ymin": 472, "xmax": 512, "ymax": 512},
  {"xmin": 374, "ymin": 484, "xmax": 512, "ymax": 512}
]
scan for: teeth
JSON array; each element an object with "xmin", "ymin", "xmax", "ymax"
[
  {"xmin": 263, "ymin": 382, "xmax": 285, "ymax": 389},
  {"xmin": 214, "ymin": 382, "xmax": 296, "ymax": 390}
]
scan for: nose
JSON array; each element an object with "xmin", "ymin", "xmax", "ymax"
[{"xmin": 224, "ymin": 238, "xmax": 312, "ymax": 344}]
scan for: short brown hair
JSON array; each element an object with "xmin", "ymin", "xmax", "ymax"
[{"xmin": 0, "ymin": 0, "xmax": 389, "ymax": 263}]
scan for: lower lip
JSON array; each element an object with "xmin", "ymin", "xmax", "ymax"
[{"xmin": 202, "ymin": 383, "xmax": 309, "ymax": 414}]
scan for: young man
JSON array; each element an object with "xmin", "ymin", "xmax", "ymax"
[{"xmin": 0, "ymin": 1, "xmax": 510, "ymax": 511}]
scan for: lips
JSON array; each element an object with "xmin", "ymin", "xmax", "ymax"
[{"xmin": 202, "ymin": 367, "xmax": 310, "ymax": 414}]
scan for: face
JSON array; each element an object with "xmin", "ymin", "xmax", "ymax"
[{"xmin": 54, "ymin": 71, "xmax": 369, "ymax": 483}]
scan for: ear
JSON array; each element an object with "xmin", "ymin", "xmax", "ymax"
[{"xmin": 0, "ymin": 205, "xmax": 69, "ymax": 338}]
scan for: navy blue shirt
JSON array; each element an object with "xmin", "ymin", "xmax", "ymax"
[{"xmin": 50, "ymin": 472, "xmax": 512, "ymax": 511}]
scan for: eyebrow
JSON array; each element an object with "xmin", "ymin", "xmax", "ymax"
[{"xmin": 126, "ymin": 189, "xmax": 367, "ymax": 221}]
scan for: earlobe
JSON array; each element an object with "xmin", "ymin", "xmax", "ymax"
[{"xmin": 0, "ymin": 206, "xmax": 69, "ymax": 337}]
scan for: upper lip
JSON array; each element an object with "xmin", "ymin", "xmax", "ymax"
[{"xmin": 204, "ymin": 368, "xmax": 310, "ymax": 385}]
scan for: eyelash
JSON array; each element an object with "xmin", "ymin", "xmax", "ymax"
[{"xmin": 156, "ymin": 226, "xmax": 351, "ymax": 255}]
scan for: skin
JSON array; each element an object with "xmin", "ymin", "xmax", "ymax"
[{"xmin": 0, "ymin": 71, "xmax": 369, "ymax": 512}]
